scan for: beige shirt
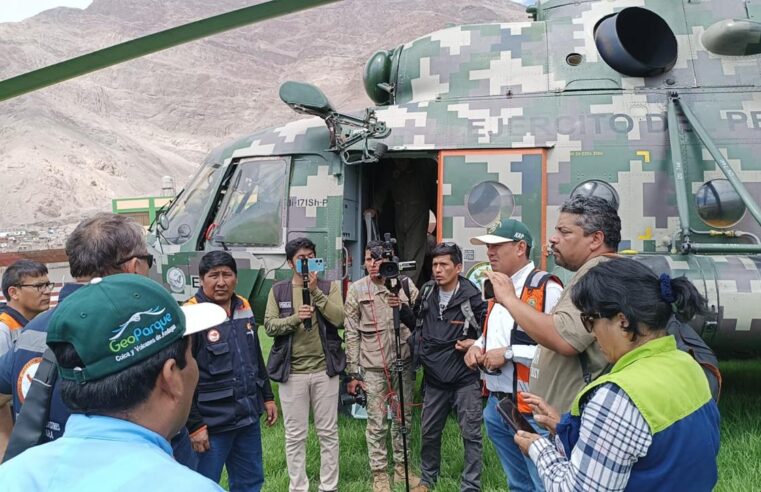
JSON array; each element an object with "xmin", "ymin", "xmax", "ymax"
[
  {"xmin": 344, "ymin": 275, "xmax": 418, "ymax": 373},
  {"xmin": 529, "ymin": 255, "xmax": 610, "ymax": 413}
]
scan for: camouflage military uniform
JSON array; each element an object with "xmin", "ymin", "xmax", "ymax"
[{"xmin": 344, "ymin": 275, "xmax": 418, "ymax": 476}]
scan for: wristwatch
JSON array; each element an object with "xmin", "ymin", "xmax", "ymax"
[{"xmin": 504, "ymin": 347, "xmax": 514, "ymax": 362}]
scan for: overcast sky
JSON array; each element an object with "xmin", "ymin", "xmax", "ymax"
[{"xmin": 0, "ymin": 0, "xmax": 92, "ymax": 23}]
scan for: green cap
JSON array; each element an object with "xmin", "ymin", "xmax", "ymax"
[
  {"xmin": 47, "ymin": 274, "xmax": 226, "ymax": 383},
  {"xmin": 470, "ymin": 218, "xmax": 533, "ymax": 247}
]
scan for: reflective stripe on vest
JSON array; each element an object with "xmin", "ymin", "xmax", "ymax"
[{"xmin": 482, "ymin": 269, "xmax": 560, "ymax": 413}]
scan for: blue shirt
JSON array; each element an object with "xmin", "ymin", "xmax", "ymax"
[{"xmin": 0, "ymin": 414, "xmax": 223, "ymax": 491}]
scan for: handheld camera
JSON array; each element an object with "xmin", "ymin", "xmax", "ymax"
[
  {"xmin": 374, "ymin": 233, "xmax": 416, "ymax": 284},
  {"xmin": 297, "ymin": 257, "xmax": 324, "ymax": 332},
  {"xmin": 295, "ymin": 257, "xmax": 325, "ymax": 274}
]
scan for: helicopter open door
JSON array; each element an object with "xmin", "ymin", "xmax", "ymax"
[{"xmin": 438, "ymin": 149, "xmax": 548, "ymax": 279}]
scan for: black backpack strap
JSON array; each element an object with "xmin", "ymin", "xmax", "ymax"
[
  {"xmin": 414, "ymin": 281, "xmax": 436, "ymax": 330},
  {"xmin": 4, "ymin": 348, "xmax": 58, "ymax": 461}
]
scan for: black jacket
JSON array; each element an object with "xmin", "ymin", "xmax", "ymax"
[
  {"xmin": 413, "ymin": 276, "xmax": 487, "ymax": 389},
  {"xmin": 186, "ymin": 290, "xmax": 274, "ymax": 435}
]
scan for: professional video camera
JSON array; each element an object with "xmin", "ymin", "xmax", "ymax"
[
  {"xmin": 375, "ymin": 233, "xmax": 416, "ymax": 279},
  {"xmin": 339, "ymin": 386, "xmax": 368, "ymax": 408}
]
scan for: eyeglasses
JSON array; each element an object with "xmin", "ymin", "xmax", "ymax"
[
  {"xmin": 17, "ymin": 282, "xmax": 55, "ymax": 293},
  {"xmin": 116, "ymin": 254, "xmax": 154, "ymax": 269},
  {"xmin": 580, "ymin": 312, "xmax": 603, "ymax": 332}
]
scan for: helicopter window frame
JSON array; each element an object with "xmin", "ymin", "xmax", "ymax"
[
  {"xmin": 207, "ymin": 157, "xmax": 291, "ymax": 252},
  {"xmin": 465, "ymin": 180, "xmax": 516, "ymax": 227},
  {"xmin": 571, "ymin": 179, "xmax": 620, "ymax": 211},
  {"xmin": 160, "ymin": 162, "xmax": 223, "ymax": 245},
  {"xmin": 695, "ymin": 179, "xmax": 747, "ymax": 229}
]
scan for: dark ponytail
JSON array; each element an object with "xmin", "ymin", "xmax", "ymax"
[
  {"xmin": 670, "ymin": 275, "xmax": 707, "ymax": 323},
  {"xmin": 572, "ymin": 258, "xmax": 708, "ymax": 338}
]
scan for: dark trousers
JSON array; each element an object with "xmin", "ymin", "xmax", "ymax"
[
  {"xmin": 197, "ymin": 421, "xmax": 264, "ymax": 492},
  {"xmin": 420, "ymin": 380, "xmax": 482, "ymax": 492},
  {"xmin": 171, "ymin": 426, "xmax": 199, "ymax": 471}
]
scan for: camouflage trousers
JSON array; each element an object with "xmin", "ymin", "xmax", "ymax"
[{"xmin": 364, "ymin": 365, "xmax": 416, "ymax": 472}]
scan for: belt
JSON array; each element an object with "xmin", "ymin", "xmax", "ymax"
[{"xmin": 490, "ymin": 391, "xmax": 512, "ymax": 401}]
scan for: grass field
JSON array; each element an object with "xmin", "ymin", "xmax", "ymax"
[{"xmin": 220, "ymin": 335, "xmax": 761, "ymax": 491}]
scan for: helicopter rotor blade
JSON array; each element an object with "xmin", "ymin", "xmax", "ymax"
[{"xmin": 0, "ymin": 0, "xmax": 341, "ymax": 102}]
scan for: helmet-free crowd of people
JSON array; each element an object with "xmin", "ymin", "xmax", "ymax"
[{"xmin": 0, "ymin": 195, "xmax": 720, "ymax": 491}]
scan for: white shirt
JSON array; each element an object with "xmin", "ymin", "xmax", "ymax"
[{"xmin": 473, "ymin": 261, "xmax": 563, "ymax": 392}]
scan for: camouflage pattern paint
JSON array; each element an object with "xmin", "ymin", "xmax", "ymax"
[{"xmin": 150, "ymin": 0, "xmax": 761, "ymax": 354}]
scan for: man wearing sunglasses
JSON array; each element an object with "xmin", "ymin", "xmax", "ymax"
[
  {"xmin": 0, "ymin": 260, "xmax": 52, "ymax": 358},
  {"xmin": 0, "ymin": 214, "xmax": 195, "ymax": 465},
  {"xmin": 484, "ymin": 196, "xmax": 620, "ymax": 417}
]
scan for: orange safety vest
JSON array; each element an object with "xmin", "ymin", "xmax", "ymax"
[
  {"xmin": 0, "ymin": 310, "xmax": 25, "ymax": 343},
  {"xmin": 481, "ymin": 269, "xmax": 562, "ymax": 414}
]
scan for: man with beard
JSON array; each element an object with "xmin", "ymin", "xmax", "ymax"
[{"xmin": 485, "ymin": 196, "xmax": 621, "ymax": 413}]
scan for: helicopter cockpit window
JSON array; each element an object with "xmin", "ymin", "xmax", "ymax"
[
  {"xmin": 695, "ymin": 179, "xmax": 746, "ymax": 228},
  {"xmin": 210, "ymin": 158, "xmax": 288, "ymax": 247},
  {"xmin": 571, "ymin": 180, "xmax": 620, "ymax": 210},
  {"xmin": 465, "ymin": 181, "xmax": 515, "ymax": 227},
  {"xmin": 161, "ymin": 164, "xmax": 221, "ymax": 245}
]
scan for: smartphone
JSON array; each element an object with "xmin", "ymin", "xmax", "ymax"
[
  {"xmin": 482, "ymin": 278, "xmax": 494, "ymax": 301},
  {"xmin": 295, "ymin": 257, "xmax": 325, "ymax": 274},
  {"xmin": 496, "ymin": 396, "xmax": 535, "ymax": 434}
]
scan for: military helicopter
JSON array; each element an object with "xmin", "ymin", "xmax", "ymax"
[
  {"xmin": 2, "ymin": 1, "xmax": 760, "ymax": 355},
  {"xmin": 148, "ymin": 0, "xmax": 761, "ymax": 356}
]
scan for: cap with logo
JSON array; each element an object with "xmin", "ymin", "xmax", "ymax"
[
  {"xmin": 470, "ymin": 218, "xmax": 533, "ymax": 247},
  {"xmin": 46, "ymin": 274, "xmax": 226, "ymax": 383}
]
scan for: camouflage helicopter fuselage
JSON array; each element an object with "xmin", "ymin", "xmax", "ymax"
[{"xmin": 150, "ymin": 0, "xmax": 761, "ymax": 355}]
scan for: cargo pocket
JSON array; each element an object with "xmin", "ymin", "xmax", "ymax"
[
  {"xmin": 206, "ymin": 342, "xmax": 233, "ymax": 376},
  {"xmin": 197, "ymin": 386, "xmax": 235, "ymax": 429}
]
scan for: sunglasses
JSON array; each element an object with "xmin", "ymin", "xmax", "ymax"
[
  {"xmin": 579, "ymin": 312, "xmax": 603, "ymax": 333},
  {"xmin": 116, "ymin": 254, "xmax": 154, "ymax": 269}
]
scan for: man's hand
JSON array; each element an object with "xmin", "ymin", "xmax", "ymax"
[
  {"xmin": 485, "ymin": 271, "xmax": 518, "ymax": 306},
  {"xmin": 514, "ymin": 430, "xmax": 542, "ymax": 455},
  {"xmin": 307, "ymin": 272, "xmax": 318, "ymax": 293},
  {"xmin": 263, "ymin": 401, "xmax": 278, "ymax": 427},
  {"xmin": 347, "ymin": 379, "xmax": 367, "ymax": 395},
  {"xmin": 522, "ymin": 392, "xmax": 560, "ymax": 434},
  {"xmin": 464, "ymin": 346, "xmax": 484, "ymax": 369},
  {"xmin": 297, "ymin": 304, "xmax": 314, "ymax": 321},
  {"xmin": 483, "ymin": 347, "xmax": 508, "ymax": 371},
  {"xmin": 454, "ymin": 338, "xmax": 476, "ymax": 352},
  {"xmin": 190, "ymin": 427, "xmax": 210, "ymax": 453},
  {"xmin": 387, "ymin": 293, "xmax": 401, "ymax": 308}
]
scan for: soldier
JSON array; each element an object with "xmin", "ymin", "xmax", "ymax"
[
  {"xmin": 365, "ymin": 159, "xmax": 437, "ymax": 284},
  {"xmin": 185, "ymin": 251, "xmax": 277, "ymax": 492},
  {"xmin": 0, "ymin": 274, "xmax": 226, "ymax": 491},
  {"xmin": 411, "ymin": 242, "xmax": 486, "ymax": 492},
  {"xmin": 264, "ymin": 237, "xmax": 345, "ymax": 492},
  {"xmin": 486, "ymin": 195, "xmax": 620, "ymax": 413},
  {"xmin": 344, "ymin": 240, "xmax": 419, "ymax": 492},
  {"xmin": 465, "ymin": 219, "xmax": 563, "ymax": 492},
  {"xmin": 0, "ymin": 260, "xmax": 52, "ymax": 356}
]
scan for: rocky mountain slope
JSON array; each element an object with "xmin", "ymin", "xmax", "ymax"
[{"xmin": 0, "ymin": 0, "xmax": 527, "ymax": 230}]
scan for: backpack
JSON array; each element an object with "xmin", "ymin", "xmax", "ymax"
[
  {"xmin": 667, "ymin": 317, "xmax": 722, "ymax": 401},
  {"xmin": 410, "ymin": 279, "xmax": 481, "ymax": 368},
  {"xmin": 580, "ymin": 316, "xmax": 722, "ymax": 402}
]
